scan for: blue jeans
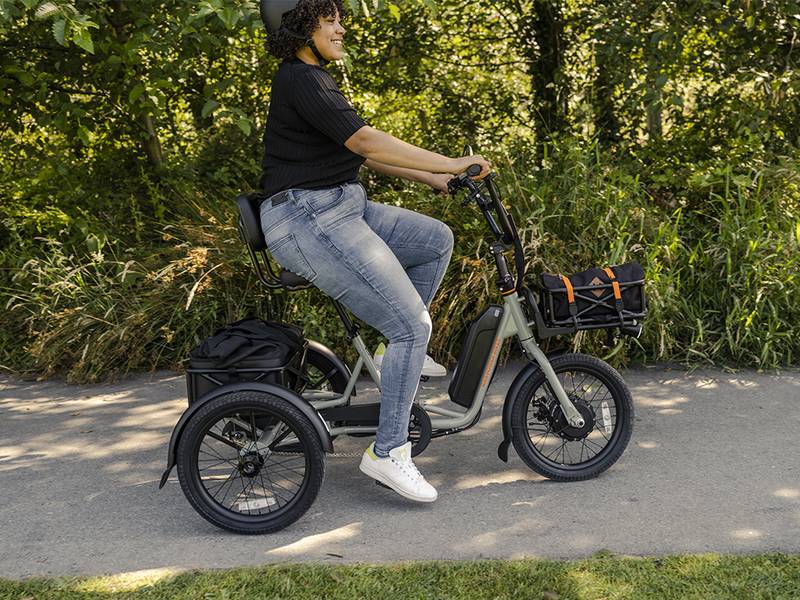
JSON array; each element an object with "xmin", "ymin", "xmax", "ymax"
[{"xmin": 260, "ymin": 182, "xmax": 454, "ymax": 455}]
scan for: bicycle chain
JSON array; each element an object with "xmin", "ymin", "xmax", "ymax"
[{"xmin": 271, "ymin": 451, "xmax": 364, "ymax": 458}]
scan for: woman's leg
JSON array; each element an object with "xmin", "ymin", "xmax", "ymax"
[
  {"xmin": 260, "ymin": 183, "xmax": 434, "ymax": 455},
  {"xmin": 363, "ymin": 199, "xmax": 454, "ymax": 310},
  {"xmin": 362, "ymin": 199, "xmax": 454, "ymax": 421}
]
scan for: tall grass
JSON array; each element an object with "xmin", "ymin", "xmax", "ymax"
[{"xmin": 1, "ymin": 141, "xmax": 798, "ymax": 382}]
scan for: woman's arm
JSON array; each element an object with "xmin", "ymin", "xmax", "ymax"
[
  {"xmin": 363, "ymin": 159, "xmax": 436, "ymax": 185},
  {"xmin": 346, "ymin": 126, "xmax": 490, "ymax": 177},
  {"xmin": 363, "ymin": 159, "xmax": 456, "ymax": 193}
]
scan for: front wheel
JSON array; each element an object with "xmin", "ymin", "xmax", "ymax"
[{"xmin": 509, "ymin": 353, "xmax": 633, "ymax": 481}]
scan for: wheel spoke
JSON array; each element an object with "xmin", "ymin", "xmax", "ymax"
[
  {"xmin": 250, "ymin": 410, "xmax": 260, "ymax": 443},
  {"xmin": 268, "ymin": 426, "xmax": 294, "ymax": 450},
  {"xmin": 594, "ymin": 425, "xmax": 611, "ymax": 443},
  {"xmin": 583, "ymin": 437, "xmax": 605, "ymax": 452},
  {"xmin": 205, "ymin": 466, "xmax": 240, "ymax": 502},
  {"xmin": 198, "ymin": 458, "xmax": 233, "ymax": 471},
  {"xmin": 256, "ymin": 469, "xmax": 276, "ymax": 514},
  {"xmin": 544, "ymin": 440, "xmax": 566, "ymax": 461},
  {"xmin": 198, "ymin": 444, "xmax": 230, "ymax": 462},
  {"xmin": 264, "ymin": 463, "xmax": 306, "ymax": 483},
  {"xmin": 232, "ymin": 473, "xmax": 258, "ymax": 508}
]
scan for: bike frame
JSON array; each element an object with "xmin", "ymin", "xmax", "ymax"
[{"xmin": 304, "ymin": 283, "xmax": 584, "ymax": 437}]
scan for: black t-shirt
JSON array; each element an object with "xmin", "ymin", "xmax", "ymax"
[{"xmin": 259, "ymin": 58, "xmax": 367, "ymax": 198}]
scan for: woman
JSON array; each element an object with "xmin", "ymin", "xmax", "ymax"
[{"xmin": 258, "ymin": 0, "xmax": 491, "ymax": 503}]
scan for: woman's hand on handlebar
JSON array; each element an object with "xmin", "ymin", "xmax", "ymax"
[
  {"xmin": 427, "ymin": 172, "xmax": 457, "ymax": 195},
  {"xmin": 450, "ymin": 155, "xmax": 491, "ymax": 179}
]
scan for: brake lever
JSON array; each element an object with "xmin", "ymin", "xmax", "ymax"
[{"xmin": 446, "ymin": 178, "xmax": 461, "ymax": 196}]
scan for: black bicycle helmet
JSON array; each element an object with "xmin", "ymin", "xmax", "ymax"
[
  {"xmin": 259, "ymin": 0, "xmax": 299, "ymax": 34},
  {"xmin": 259, "ymin": 0, "xmax": 329, "ymax": 65}
]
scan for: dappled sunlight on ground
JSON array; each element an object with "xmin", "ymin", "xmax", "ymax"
[
  {"xmin": 0, "ymin": 439, "xmax": 167, "ymax": 473},
  {"xmin": 731, "ymin": 529, "xmax": 763, "ymax": 540},
  {"xmin": 694, "ymin": 378, "xmax": 719, "ymax": 389},
  {"xmin": 453, "ymin": 469, "xmax": 545, "ymax": 491},
  {"xmin": 511, "ymin": 500, "xmax": 541, "ymax": 507},
  {"xmin": 454, "ymin": 518, "xmax": 544, "ymax": 555},
  {"xmin": 265, "ymin": 522, "xmax": 363, "ymax": 557},
  {"xmin": 0, "ymin": 392, "xmax": 182, "ymax": 467},
  {"xmin": 774, "ymin": 488, "xmax": 799, "ymax": 499},
  {"xmin": 635, "ymin": 394, "xmax": 691, "ymax": 409}
]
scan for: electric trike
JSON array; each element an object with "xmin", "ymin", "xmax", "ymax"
[{"xmin": 159, "ymin": 162, "xmax": 644, "ymax": 534}]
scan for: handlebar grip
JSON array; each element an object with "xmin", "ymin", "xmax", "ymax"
[{"xmin": 466, "ymin": 164, "xmax": 482, "ymax": 177}]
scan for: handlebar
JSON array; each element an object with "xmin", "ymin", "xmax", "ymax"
[
  {"xmin": 446, "ymin": 163, "xmax": 484, "ymax": 196},
  {"xmin": 446, "ymin": 161, "xmax": 527, "ymax": 292}
]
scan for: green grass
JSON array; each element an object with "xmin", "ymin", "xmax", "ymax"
[{"xmin": 1, "ymin": 554, "xmax": 799, "ymax": 599}]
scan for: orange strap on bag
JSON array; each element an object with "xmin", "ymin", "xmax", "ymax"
[
  {"xmin": 560, "ymin": 274, "xmax": 579, "ymax": 326},
  {"xmin": 560, "ymin": 274, "xmax": 576, "ymax": 304},
  {"xmin": 603, "ymin": 267, "xmax": 622, "ymax": 301}
]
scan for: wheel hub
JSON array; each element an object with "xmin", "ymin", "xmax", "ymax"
[
  {"xmin": 546, "ymin": 397, "xmax": 596, "ymax": 441},
  {"xmin": 239, "ymin": 452, "xmax": 264, "ymax": 478}
]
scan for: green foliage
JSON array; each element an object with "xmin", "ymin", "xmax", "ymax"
[
  {"xmin": 1, "ymin": 0, "xmax": 799, "ymax": 381},
  {"xmin": 2, "ymin": 140, "xmax": 798, "ymax": 381}
]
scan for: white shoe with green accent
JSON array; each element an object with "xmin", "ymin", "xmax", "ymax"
[
  {"xmin": 372, "ymin": 343, "xmax": 447, "ymax": 378},
  {"xmin": 359, "ymin": 441, "xmax": 438, "ymax": 503}
]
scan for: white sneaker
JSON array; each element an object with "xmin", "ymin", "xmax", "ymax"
[
  {"xmin": 372, "ymin": 343, "xmax": 447, "ymax": 377},
  {"xmin": 359, "ymin": 441, "xmax": 438, "ymax": 503}
]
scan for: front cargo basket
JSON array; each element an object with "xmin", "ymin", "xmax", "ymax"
[{"xmin": 539, "ymin": 262, "xmax": 646, "ymax": 331}]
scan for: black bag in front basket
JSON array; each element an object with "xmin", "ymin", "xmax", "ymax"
[
  {"xmin": 185, "ymin": 317, "xmax": 306, "ymax": 403},
  {"xmin": 540, "ymin": 261, "xmax": 646, "ymax": 330}
]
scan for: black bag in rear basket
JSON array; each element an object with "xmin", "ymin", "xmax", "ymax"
[
  {"xmin": 185, "ymin": 317, "xmax": 306, "ymax": 404},
  {"xmin": 540, "ymin": 261, "xmax": 646, "ymax": 329}
]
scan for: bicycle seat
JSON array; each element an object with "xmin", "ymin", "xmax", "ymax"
[
  {"xmin": 235, "ymin": 191, "xmax": 312, "ymax": 290},
  {"xmin": 279, "ymin": 270, "xmax": 310, "ymax": 287},
  {"xmin": 236, "ymin": 191, "xmax": 268, "ymax": 251}
]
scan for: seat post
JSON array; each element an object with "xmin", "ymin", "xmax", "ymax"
[{"xmin": 331, "ymin": 299, "xmax": 359, "ymax": 340}]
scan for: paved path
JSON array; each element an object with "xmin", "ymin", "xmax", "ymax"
[{"xmin": 1, "ymin": 364, "xmax": 799, "ymax": 578}]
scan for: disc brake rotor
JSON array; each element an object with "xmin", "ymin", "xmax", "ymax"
[{"xmin": 542, "ymin": 396, "xmax": 596, "ymax": 441}]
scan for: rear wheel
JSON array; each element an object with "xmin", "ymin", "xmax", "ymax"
[
  {"xmin": 509, "ymin": 353, "xmax": 633, "ymax": 481},
  {"xmin": 297, "ymin": 342, "xmax": 353, "ymax": 399},
  {"xmin": 176, "ymin": 390, "xmax": 324, "ymax": 534}
]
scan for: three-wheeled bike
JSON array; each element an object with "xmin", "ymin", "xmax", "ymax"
[{"xmin": 159, "ymin": 163, "xmax": 646, "ymax": 534}]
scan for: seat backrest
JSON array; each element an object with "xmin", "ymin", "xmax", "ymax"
[{"xmin": 236, "ymin": 191, "xmax": 267, "ymax": 251}]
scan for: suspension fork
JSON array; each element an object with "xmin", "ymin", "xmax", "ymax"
[{"xmin": 503, "ymin": 293, "xmax": 585, "ymax": 428}]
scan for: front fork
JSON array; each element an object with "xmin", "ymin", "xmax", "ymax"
[{"xmin": 503, "ymin": 293, "xmax": 585, "ymax": 428}]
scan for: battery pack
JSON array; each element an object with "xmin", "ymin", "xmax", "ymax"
[{"xmin": 448, "ymin": 305, "xmax": 504, "ymax": 408}]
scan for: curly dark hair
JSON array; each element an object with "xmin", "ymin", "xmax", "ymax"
[{"xmin": 265, "ymin": 0, "xmax": 347, "ymax": 61}]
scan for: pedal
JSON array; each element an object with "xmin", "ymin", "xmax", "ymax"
[{"xmin": 420, "ymin": 375, "xmax": 430, "ymax": 382}]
